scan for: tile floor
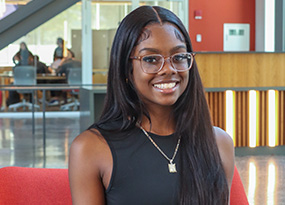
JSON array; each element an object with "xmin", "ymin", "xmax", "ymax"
[{"xmin": 0, "ymin": 112, "xmax": 284, "ymax": 205}]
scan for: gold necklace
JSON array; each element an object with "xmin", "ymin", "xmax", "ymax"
[{"xmin": 140, "ymin": 126, "xmax": 181, "ymax": 173}]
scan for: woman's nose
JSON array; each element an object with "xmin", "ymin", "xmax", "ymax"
[{"xmin": 159, "ymin": 58, "xmax": 177, "ymax": 74}]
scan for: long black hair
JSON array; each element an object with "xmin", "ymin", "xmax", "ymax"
[{"xmin": 94, "ymin": 6, "xmax": 228, "ymax": 204}]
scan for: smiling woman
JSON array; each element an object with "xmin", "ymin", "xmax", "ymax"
[
  {"xmin": 130, "ymin": 23, "xmax": 190, "ymax": 108},
  {"xmin": 68, "ymin": 5, "xmax": 235, "ymax": 205}
]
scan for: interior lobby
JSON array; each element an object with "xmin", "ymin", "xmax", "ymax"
[{"xmin": 0, "ymin": 0, "xmax": 285, "ymax": 204}]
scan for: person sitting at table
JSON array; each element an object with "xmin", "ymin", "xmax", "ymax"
[
  {"xmin": 30, "ymin": 55, "xmax": 51, "ymax": 86},
  {"xmin": 47, "ymin": 51, "xmax": 73, "ymax": 106},
  {"xmin": 6, "ymin": 64, "xmax": 34, "ymax": 108},
  {"xmin": 31, "ymin": 55, "xmax": 50, "ymax": 74},
  {"xmin": 47, "ymin": 49, "xmax": 81, "ymax": 106},
  {"xmin": 56, "ymin": 49, "xmax": 81, "ymax": 77},
  {"xmin": 53, "ymin": 49, "xmax": 82, "ymax": 106},
  {"xmin": 48, "ymin": 56, "xmax": 62, "ymax": 75}
]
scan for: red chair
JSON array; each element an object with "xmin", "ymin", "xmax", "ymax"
[
  {"xmin": 0, "ymin": 167, "xmax": 72, "ymax": 205},
  {"xmin": 230, "ymin": 166, "xmax": 249, "ymax": 205},
  {"xmin": 0, "ymin": 166, "xmax": 248, "ymax": 204}
]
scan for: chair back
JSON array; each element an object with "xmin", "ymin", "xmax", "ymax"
[
  {"xmin": 0, "ymin": 166, "xmax": 248, "ymax": 205},
  {"xmin": 0, "ymin": 167, "xmax": 72, "ymax": 205},
  {"xmin": 67, "ymin": 68, "xmax": 81, "ymax": 95},
  {"xmin": 230, "ymin": 166, "xmax": 249, "ymax": 204},
  {"xmin": 13, "ymin": 66, "xmax": 37, "ymax": 94},
  {"xmin": 67, "ymin": 68, "xmax": 81, "ymax": 85}
]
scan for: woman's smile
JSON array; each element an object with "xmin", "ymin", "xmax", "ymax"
[
  {"xmin": 152, "ymin": 80, "xmax": 180, "ymax": 94},
  {"xmin": 153, "ymin": 82, "xmax": 176, "ymax": 89}
]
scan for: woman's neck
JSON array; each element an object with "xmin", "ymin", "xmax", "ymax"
[{"xmin": 140, "ymin": 107, "xmax": 175, "ymax": 135}]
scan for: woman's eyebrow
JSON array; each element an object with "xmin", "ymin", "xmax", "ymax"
[
  {"xmin": 170, "ymin": 45, "xmax": 187, "ymax": 53},
  {"xmin": 138, "ymin": 47, "xmax": 160, "ymax": 54},
  {"xmin": 138, "ymin": 45, "xmax": 187, "ymax": 55}
]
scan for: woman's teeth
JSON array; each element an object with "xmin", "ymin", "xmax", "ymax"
[{"xmin": 154, "ymin": 82, "xmax": 176, "ymax": 89}]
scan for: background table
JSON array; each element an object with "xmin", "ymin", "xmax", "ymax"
[
  {"xmin": 0, "ymin": 84, "xmax": 80, "ymax": 159},
  {"xmin": 0, "ymin": 73, "xmax": 66, "ymax": 109}
]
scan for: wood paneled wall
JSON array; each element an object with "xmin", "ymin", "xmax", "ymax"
[
  {"xmin": 206, "ymin": 90, "xmax": 285, "ymax": 147},
  {"xmin": 205, "ymin": 92, "xmax": 225, "ymax": 129},
  {"xmin": 196, "ymin": 53, "xmax": 285, "ymax": 88},
  {"xmin": 198, "ymin": 52, "xmax": 285, "ymax": 147}
]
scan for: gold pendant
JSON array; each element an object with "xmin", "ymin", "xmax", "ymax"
[{"xmin": 168, "ymin": 163, "xmax": 177, "ymax": 173}]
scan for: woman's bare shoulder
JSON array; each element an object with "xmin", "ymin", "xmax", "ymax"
[
  {"xmin": 69, "ymin": 128, "xmax": 112, "ymax": 204},
  {"xmin": 70, "ymin": 128, "xmax": 110, "ymax": 165},
  {"xmin": 213, "ymin": 127, "xmax": 235, "ymax": 189},
  {"xmin": 213, "ymin": 127, "xmax": 234, "ymax": 150},
  {"xmin": 71, "ymin": 128, "xmax": 107, "ymax": 149}
]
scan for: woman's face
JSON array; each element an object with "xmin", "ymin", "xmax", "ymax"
[
  {"xmin": 20, "ymin": 43, "xmax": 26, "ymax": 50},
  {"xmin": 131, "ymin": 23, "xmax": 189, "ymax": 110}
]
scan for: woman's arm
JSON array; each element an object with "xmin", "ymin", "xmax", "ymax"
[
  {"xmin": 69, "ymin": 129, "xmax": 112, "ymax": 205},
  {"xmin": 214, "ymin": 127, "xmax": 235, "ymax": 193}
]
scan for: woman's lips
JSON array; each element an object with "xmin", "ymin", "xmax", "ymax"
[
  {"xmin": 153, "ymin": 82, "xmax": 176, "ymax": 89},
  {"xmin": 153, "ymin": 82, "xmax": 179, "ymax": 93}
]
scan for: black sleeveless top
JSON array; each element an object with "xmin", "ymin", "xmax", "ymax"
[{"xmin": 93, "ymin": 119, "xmax": 180, "ymax": 205}]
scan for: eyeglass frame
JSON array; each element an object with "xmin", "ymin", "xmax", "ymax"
[{"xmin": 129, "ymin": 52, "xmax": 196, "ymax": 74}]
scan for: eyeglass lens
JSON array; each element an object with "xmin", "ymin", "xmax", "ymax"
[{"xmin": 141, "ymin": 53, "xmax": 193, "ymax": 73}]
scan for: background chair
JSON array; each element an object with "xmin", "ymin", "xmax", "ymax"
[
  {"xmin": 8, "ymin": 66, "xmax": 40, "ymax": 111},
  {"xmin": 60, "ymin": 68, "xmax": 81, "ymax": 111},
  {"xmin": 0, "ymin": 166, "xmax": 248, "ymax": 205}
]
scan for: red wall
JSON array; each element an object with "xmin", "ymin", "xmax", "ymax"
[{"xmin": 189, "ymin": 0, "xmax": 255, "ymax": 52}]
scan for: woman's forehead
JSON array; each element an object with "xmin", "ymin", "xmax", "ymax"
[{"xmin": 136, "ymin": 23, "xmax": 185, "ymax": 45}]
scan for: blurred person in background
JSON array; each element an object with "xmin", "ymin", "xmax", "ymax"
[
  {"xmin": 32, "ymin": 55, "xmax": 49, "ymax": 74},
  {"xmin": 56, "ymin": 49, "xmax": 81, "ymax": 77},
  {"xmin": 7, "ymin": 42, "xmax": 34, "ymax": 107},
  {"xmin": 53, "ymin": 37, "xmax": 64, "ymax": 61},
  {"xmin": 12, "ymin": 42, "xmax": 33, "ymax": 66}
]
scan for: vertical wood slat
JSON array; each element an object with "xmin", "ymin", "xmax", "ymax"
[
  {"xmin": 243, "ymin": 91, "xmax": 249, "ymax": 146},
  {"xmin": 214, "ymin": 92, "xmax": 218, "ymax": 126},
  {"xmin": 259, "ymin": 91, "xmax": 267, "ymax": 146},
  {"xmin": 219, "ymin": 92, "xmax": 223, "ymax": 127},
  {"xmin": 236, "ymin": 92, "xmax": 241, "ymax": 146},
  {"xmin": 243, "ymin": 92, "xmax": 247, "ymax": 146},
  {"xmin": 236, "ymin": 91, "xmax": 240, "ymax": 146},
  {"xmin": 279, "ymin": 91, "xmax": 285, "ymax": 145},
  {"xmin": 205, "ymin": 92, "xmax": 225, "ymax": 130},
  {"xmin": 235, "ymin": 91, "xmax": 249, "ymax": 147},
  {"xmin": 259, "ymin": 91, "xmax": 264, "ymax": 146}
]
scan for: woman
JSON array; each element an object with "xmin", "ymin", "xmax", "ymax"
[
  {"xmin": 12, "ymin": 42, "xmax": 33, "ymax": 65},
  {"xmin": 69, "ymin": 6, "xmax": 234, "ymax": 204}
]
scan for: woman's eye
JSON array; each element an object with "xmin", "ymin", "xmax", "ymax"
[
  {"xmin": 173, "ymin": 54, "xmax": 189, "ymax": 63},
  {"xmin": 143, "ymin": 56, "xmax": 160, "ymax": 64},
  {"xmin": 173, "ymin": 54, "xmax": 185, "ymax": 62}
]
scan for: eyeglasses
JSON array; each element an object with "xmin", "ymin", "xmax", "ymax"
[{"xmin": 130, "ymin": 52, "xmax": 195, "ymax": 74}]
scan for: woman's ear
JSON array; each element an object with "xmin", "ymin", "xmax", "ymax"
[
  {"xmin": 127, "ymin": 69, "xmax": 136, "ymax": 90},
  {"xmin": 128, "ymin": 61, "xmax": 134, "ymax": 80}
]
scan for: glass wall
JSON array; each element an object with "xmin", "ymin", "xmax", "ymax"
[
  {"xmin": 0, "ymin": 0, "xmax": 188, "ymax": 68},
  {"xmin": 87, "ymin": 1, "xmax": 187, "ymax": 70},
  {"xmin": 0, "ymin": 3, "xmax": 81, "ymax": 66}
]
